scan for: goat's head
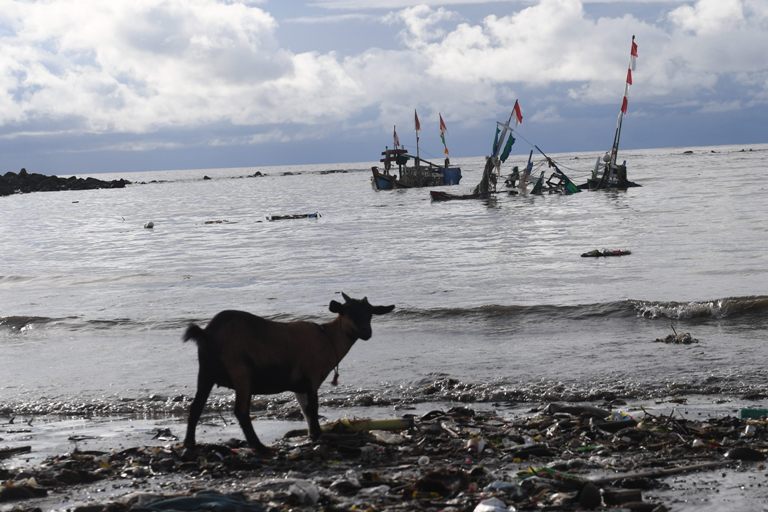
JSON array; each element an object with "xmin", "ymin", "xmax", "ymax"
[{"xmin": 329, "ymin": 292, "xmax": 394, "ymax": 340}]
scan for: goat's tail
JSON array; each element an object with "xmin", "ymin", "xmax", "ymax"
[{"xmin": 183, "ymin": 324, "xmax": 209, "ymax": 346}]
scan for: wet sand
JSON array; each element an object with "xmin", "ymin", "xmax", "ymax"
[{"xmin": 2, "ymin": 397, "xmax": 768, "ymax": 511}]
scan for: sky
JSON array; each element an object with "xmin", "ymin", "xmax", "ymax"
[{"xmin": 0, "ymin": 0, "xmax": 766, "ymax": 174}]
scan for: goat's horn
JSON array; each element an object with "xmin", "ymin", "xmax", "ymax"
[{"xmin": 341, "ymin": 292, "xmax": 351, "ymax": 302}]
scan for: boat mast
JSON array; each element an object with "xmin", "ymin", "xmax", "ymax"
[
  {"xmin": 610, "ymin": 110, "xmax": 624, "ymax": 167},
  {"xmin": 414, "ymin": 109, "xmax": 421, "ymax": 169},
  {"xmin": 610, "ymin": 35, "xmax": 636, "ymax": 168}
]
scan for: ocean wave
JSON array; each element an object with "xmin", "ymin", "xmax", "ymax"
[
  {"xmin": 395, "ymin": 295, "xmax": 768, "ymax": 323},
  {"xmin": 0, "ymin": 315, "xmax": 75, "ymax": 332},
  {"xmin": 630, "ymin": 295, "xmax": 768, "ymax": 320},
  {"xmin": 3, "ymin": 295, "xmax": 765, "ymax": 334}
]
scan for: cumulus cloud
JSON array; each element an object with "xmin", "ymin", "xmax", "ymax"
[{"xmin": 0, "ymin": 0, "xmax": 366, "ymax": 134}]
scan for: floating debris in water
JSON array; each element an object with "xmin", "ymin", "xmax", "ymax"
[
  {"xmin": 267, "ymin": 212, "xmax": 320, "ymax": 221},
  {"xmin": 581, "ymin": 249, "xmax": 631, "ymax": 257},
  {"xmin": 655, "ymin": 332, "xmax": 698, "ymax": 344}
]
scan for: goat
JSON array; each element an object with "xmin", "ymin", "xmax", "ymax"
[{"xmin": 182, "ymin": 292, "xmax": 394, "ymax": 453}]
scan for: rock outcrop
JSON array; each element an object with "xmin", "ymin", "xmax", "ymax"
[{"xmin": 0, "ymin": 168, "xmax": 131, "ymax": 197}]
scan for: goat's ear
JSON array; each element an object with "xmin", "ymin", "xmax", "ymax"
[
  {"xmin": 372, "ymin": 304, "xmax": 395, "ymax": 315},
  {"xmin": 329, "ymin": 300, "xmax": 344, "ymax": 314}
]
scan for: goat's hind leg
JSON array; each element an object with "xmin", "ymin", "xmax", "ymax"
[
  {"xmin": 185, "ymin": 371, "xmax": 214, "ymax": 448},
  {"xmin": 232, "ymin": 376, "xmax": 272, "ymax": 455}
]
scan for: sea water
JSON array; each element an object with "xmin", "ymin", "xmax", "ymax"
[{"xmin": 1, "ymin": 143, "xmax": 767, "ymax": 416}]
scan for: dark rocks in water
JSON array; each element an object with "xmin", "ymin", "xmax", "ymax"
[
  {"xmin": 0, "ymin": 168, "xmax": 130, "ymax": 197},
  {"xmin": 203, "ymin": 175, "xmax": 211, "ymax": 180},
  {"xmin": 682, "ymin": 150, "xmax": 694, "ymax": 155}
]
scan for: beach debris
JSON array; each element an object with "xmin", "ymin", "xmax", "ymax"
[
  {"xmin": 0, "ymin": 446, "xmax": 30, "ymax": 460},
  {"xmin": 739, "ymin": 408, "xmax": 768, "ymax": 419},
  {"xmin": 127, "ymin": 490, "xmax": 265, "ymax": 511},
  {"xmin": 143, "ymin": 221, "xmax": 154, "ymax": 229},
  {"xmin": 0, "ymin": 478, "xmax": 47, "ymax": 502},
  {"xmin": 3, "ymin": 403, "xmax": 768, "ymax": 510},
  {"xmin": 581, "ymin": 248, "xmax": 631, "ymax": 257},
  {"xmin": 267, "ymin": 212, "xmax": 321, "ymax": 221}
]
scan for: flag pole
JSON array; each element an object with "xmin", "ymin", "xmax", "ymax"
[
  {"xmin": 611, "ymin": 35, "xmax": 636, "ymax": 167},
  {"xmin": 414, "ymin": 110, "xmax": 420, "ymax": 169}
]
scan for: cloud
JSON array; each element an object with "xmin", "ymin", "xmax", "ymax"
[
  {"xmin": 310, "ymin": 0, "xmax": 508, "ymax": 9},
  {"xmin": 668, "ymin": 0, "xmax": 744, "ymax": 35},
  {"xmin": 385, "ymin": 5, "xmax": 459, "ymax": 47},
  {"xmin": 0, "ymin": 0, "xmax": 294, "ymax": 132},
  {"xmin": 1, "ymin": 0, "xmax": 767, "ymax": 156},
  {"xmin": 284, "ymin": 13, "xmax": 374, "ymax": 24},
  {"xmin": 529, "ymin": 105, "xmax": 563, "ymax": 123}
]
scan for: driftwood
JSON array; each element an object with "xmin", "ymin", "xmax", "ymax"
[
  {"xmin": 0, "ymin": 445, "xmax": 31, "ymax": 459},
  {"xmin": 589, "ymin": 460, "xmax": 730, "ymax": 485}
]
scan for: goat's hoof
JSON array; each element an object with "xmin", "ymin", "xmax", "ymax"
[{"xmin": 252, "ymin": 444, "xmax": 275, "ymax": 457}]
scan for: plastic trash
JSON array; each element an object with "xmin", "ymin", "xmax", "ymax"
[{"xmin": 739, "ymin": 408, "xmax": 768, "ymax": 419}]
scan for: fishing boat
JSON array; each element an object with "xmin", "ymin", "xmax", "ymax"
[
  {"xmin": 371, "ymin": 149, "xmax": 461, "ymax": 190},
  {"xmin": 580, "ymin": 36, "xmax": 641, "ymax": 190},
  {"xmin": 430, "ymin": 101, "xmax": 523, "ymax": 201},
  {"xmin": 371, "ymin": 112, "xmax": 462, "ymax": 190},
  {"xmin": 429, "ymin": 156, "xmax": 496, "ymax": 201}
]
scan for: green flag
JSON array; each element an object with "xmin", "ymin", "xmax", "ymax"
[{"xmin": 500, "ymin": 134, "xmax": 516, "ymax": 162}]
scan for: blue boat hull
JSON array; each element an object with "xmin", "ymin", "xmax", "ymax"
[{"xmin": 371, "ymin": 165, "xmax": 462, "ymax": 190}]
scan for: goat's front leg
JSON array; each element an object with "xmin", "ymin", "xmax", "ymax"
[
  {"xmin": 296, "ymin": 390, "xmax": 322, "ymax": 440},
  {"xmin": 184, "ymin": 371, "xmax": 214, "ymax": 448},
  {"xmin": 232, "ymin": 374, "xmax": 272, "ymax": 455}
]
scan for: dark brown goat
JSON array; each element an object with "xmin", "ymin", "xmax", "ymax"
[{"xmin": 183, "ymin": 293, "xmax": 394, "ymax": 453}]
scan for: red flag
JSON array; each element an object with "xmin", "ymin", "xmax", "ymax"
[
  {"xmin": 631, "ymin": 39, "xmax": 638, "ymax": 58},
  {"xmin": 513, "ymin": 100, "xmax": 523, "ymax": 126},
  {"xmin": 626, "ymin": 68, "xmax": 633, "ymax": 85},
  {"xmin": 621, "ymin": 96, "xmax": 628, "ymax": 114},
  {"xmin": 439, "ymin": 113, "xmax": 447, "ymax": 134},
  {"xmin": 414, "ymin": 110, "xmax": 421, "ymax": 132},
  {"xmin": 630, "ymin": 36, "xmax": 638, "ymax": 70}
]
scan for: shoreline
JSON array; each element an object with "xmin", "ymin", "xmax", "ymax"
[{"xmin": 2, "ymin": 396, "xmax": 767, "ymax": 511}]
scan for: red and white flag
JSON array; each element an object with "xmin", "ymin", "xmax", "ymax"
[
  {"xmin": 513, "ymin": 99, "xmax": 523, "ymax": 126},
  {"xmin": 414, "ymin": 109, "xmax": 421, "ymax": 132},
  {"xmin": 621, "ymin": 36, "xmax": 638, "ymax": 115},
  {"xmin": 630, "ymin": 37, "xmax": 638, "ymax": 71}
]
